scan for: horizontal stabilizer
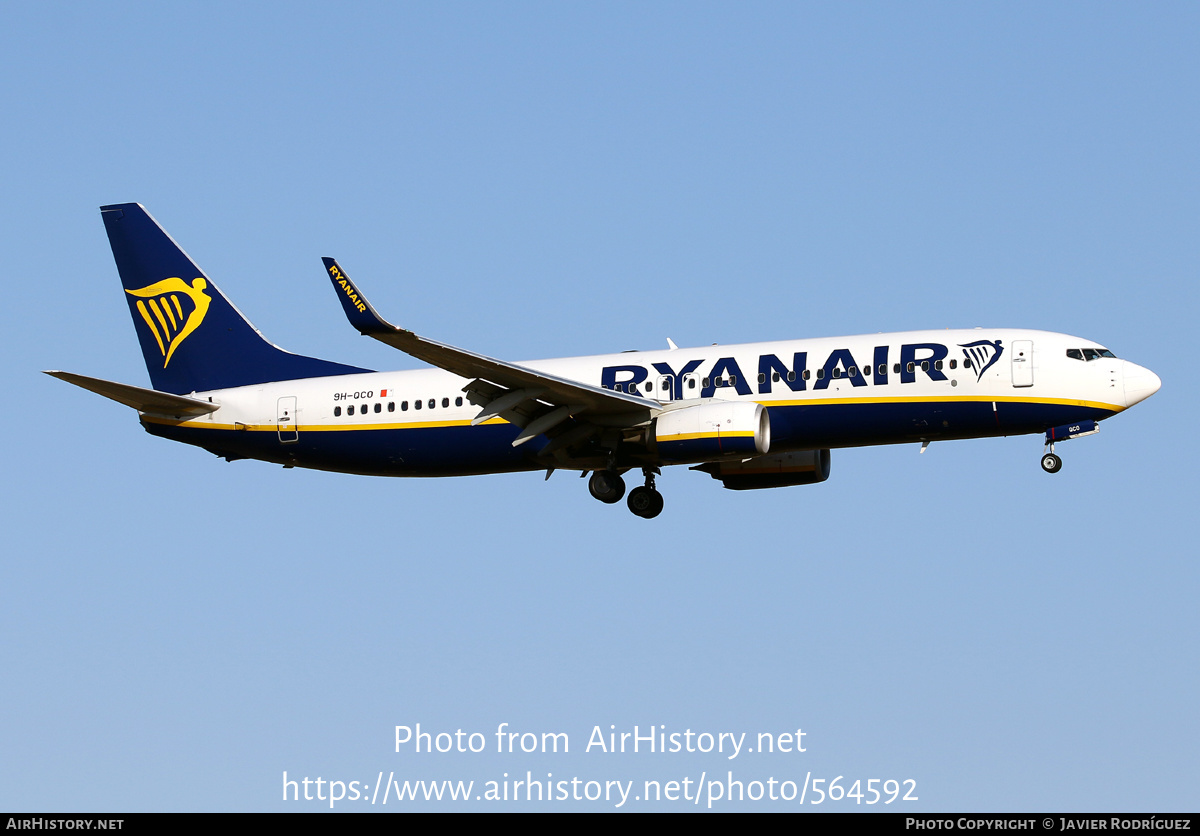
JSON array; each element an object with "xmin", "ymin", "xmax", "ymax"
[{"xmin": 44, "ymin": 371, "xmax": 220, "ymax": 417}]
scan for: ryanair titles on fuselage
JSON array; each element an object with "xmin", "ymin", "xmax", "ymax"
[{"xmin": 599, "ymin": 338, "xmax": 1002, "ymax": 399}]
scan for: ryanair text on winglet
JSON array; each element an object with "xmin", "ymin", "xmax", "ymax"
[{"xmin": 328, "ymin": 263, "xmax": 367, "ymax": 313}]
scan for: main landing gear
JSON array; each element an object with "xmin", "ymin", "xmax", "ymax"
[
  {"xmin": 587, "ymin": 470, "xmax": 626, "ymax": 503},
  {"xmin": 627, "ymin": 468, "xmax": 664, "ymax": 519},
  {"xmin": 587, "ymin": 468, "xmax": 664, "ymax": 518}
]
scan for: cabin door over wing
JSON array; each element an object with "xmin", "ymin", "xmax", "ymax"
[
  {"xmin": 655, "ymin": 374, "xmax": 675, "ymax": 401},
  {"xmin": 277, "ymin": 396, "xmax": 299, "ymax": 443},
  {"xmin": 1011, "ymin": 340, "xmax": 1034, "ymax": 387}
]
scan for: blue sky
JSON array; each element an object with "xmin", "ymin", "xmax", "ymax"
[{"xmin": 1, "ymin": 3, "xmax": 1196, "ymax": 811}]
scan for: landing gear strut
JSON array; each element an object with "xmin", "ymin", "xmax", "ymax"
[{"xmin": 627, "ymin": 468, "xmax": 664, "ymax": 519}]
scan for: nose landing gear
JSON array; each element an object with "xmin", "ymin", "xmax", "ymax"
[
  {"xmin": 1041, "ymin": 449, "xmax": 1063, "ymax": 473},
  {"xmin": 1040, "ymin": 420, "xmax": 1100, "ymax": 474}
]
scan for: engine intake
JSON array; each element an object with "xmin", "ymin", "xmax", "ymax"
[{"xmin": 654, "ymin": 401, "xmax": 770, "ymax": 463}]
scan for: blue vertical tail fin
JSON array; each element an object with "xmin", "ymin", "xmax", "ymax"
[{"xmin": 101, "ymin": 203, "xmax": 369, "ymax": 394}]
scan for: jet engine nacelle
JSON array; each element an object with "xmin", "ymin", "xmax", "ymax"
[
  {"xmin": 654, "ymin": 400, "xmax": 770, "ymax": 463},
  {"xmin": 693, "ymin": 449, "xmax": 832, "ymax": 490}
]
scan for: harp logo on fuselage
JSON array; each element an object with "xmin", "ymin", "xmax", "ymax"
[
  {"xmin": 959, "ymin": 339, "xmax": 1003, "ymax": 382},
  {"xmin": 125, "ymin": 277, "xmax": 211, "ymax": 367}
]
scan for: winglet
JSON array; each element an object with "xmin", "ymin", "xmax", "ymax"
[{"xmin": 321, "ymin": 257, "xmax": 397, "ymax": 335}]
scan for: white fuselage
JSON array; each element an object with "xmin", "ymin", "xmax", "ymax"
[{"xmin": 141, "ymin": 328, "xmax": 1158, "ymax": 477}]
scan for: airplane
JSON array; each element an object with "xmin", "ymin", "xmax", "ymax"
[{"xmin": 47, "ymin": 203, "xmax": 1162, "ymax": 519}]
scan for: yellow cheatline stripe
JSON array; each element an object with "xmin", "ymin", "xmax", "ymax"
[
  {"xmin": 759, "ymin": 394, "xmax": 1125, "ymax": 412},
  {"xmin": 141, "ymin": 415, "xmax": 509, "ymax": 431},
  {"xmin": 142, "ymin": 396, "xmax": 1121, "ymax": 431},
  {"xmin": 135, "ymin": 301, "xmax": 165, "ymax": 355},
  {"xmin": 660, "ymin": 431, "xmax": 757, "ymax": 442}
]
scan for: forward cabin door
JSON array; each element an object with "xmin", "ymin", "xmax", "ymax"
[
  {"xmin": 277, "ymin": 396, "xmax": 299, "ymax": 443},
  {"xmin": 1011, "ymin": 340, "xmax": 1034, "ymax": 387}
]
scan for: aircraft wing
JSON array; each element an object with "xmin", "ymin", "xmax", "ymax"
[
  {"xmin": 45, "ymin": 371, "xmax": 220, "ymax": 417},
  {"xmin": 320, "ymin": 258, "xmax": 658, "ymax": 435}
]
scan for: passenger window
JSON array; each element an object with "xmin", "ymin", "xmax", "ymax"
[
  {"xmin": 787, "ymin": 371, "xmax": 796, "ymax": 382},
  {"xmin": 645, "ymin": 382, "xmax": 653, "ymax": 393},
  {"xmin": 921, "ymin": 360, "xmax": 929, "ymax": 371},
  {"xmin": 893, "ymin": 363, "xmax": 901, "ymax": 373},
  {"xmin": 402, "ymin": 401, "xmax": 409, "ymax": 411},
  {"xmin": 334, "ymin": 406, "xmax": 341, "ymax": 417},
  {"xmin": 848, "ymin": 366, "xmax": 857, "ymax": 377},
  {"xmin": 729, "ymin": 375, "xmax": 737, "ymax": 386},
  {"xmin": 934, "ymin": 360, "xmax": 943, "ymax": 370},
  {"xmin": 802, "ymin": 370, "xmax": 810, "ymax": 380},
  {"xmin": 907, "ymin": 362, "xmax": 915, "ymax": 373},
  {"xmin": 949, "ymin": 359, "xmax": 957, "ymax": 370},
  {"xmin": 832, "ymin": 368, "xmax": 841, "ymax": 379},
  {"xmin": 772, "ymin": 372, "xmax": 780, "ymax": 382},
  {"xmin": 702, "ymin": 378, "xmax": 710, "ymax": 388},
  {"xmin": 455, "ymin": 397, "xmax": 463, "ymax": 406},
  {"xmin": 964, "ymin": 359, "xmax": 973, "ymax": 369},
  {"xmin": 428, "ymin": 399, "xmax": 436, "ymax": 409},
  {"xmin": 816, "ymin": 368, "xmax": 825, "ymax": 379},
  {"xmin": 388, "ymin": 402, "xmax": 395, "ymax": 412},
  {"xmin": 758, "ymin": 373, "xmax": 767, "ymax": 385},
  {"xmin": 687, "ymin": 378, "xmax": 696, "ymax": 389},
  {"xmin": 347, "ymin": 404, "xmax": 355, "ymax": 415},
  {"xmin": 415, "ymin": 400, "xmax": 422, "ymax": 410},
  {"xmin": 442, "ymin": 397, "xmax": 449, "ymax": 408},
  {"xmin": 878, "ymin": 364, "xmax": 886, "ymax": 376}
]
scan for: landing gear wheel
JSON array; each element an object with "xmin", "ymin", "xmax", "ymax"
[
  {"xmin": 588, "ymin": 471, "xmax": 626, "ymax": 503},
  {"xmin": 627, "ymin": 486, "xmax": 664, "ymax": 519},
  {"xmin": 1041, "ymin": 453, "xmax": 1062, "ymax": 474}
]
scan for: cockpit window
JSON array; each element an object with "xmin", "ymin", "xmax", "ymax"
[{"xmin": 1068, "ymin": 347, "xmax": 1117, "ymax": 361}]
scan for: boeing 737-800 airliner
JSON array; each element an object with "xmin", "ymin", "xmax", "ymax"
[{"xmin": 48, "ymin": 204, "xmax": 1161, "ymax": 518}]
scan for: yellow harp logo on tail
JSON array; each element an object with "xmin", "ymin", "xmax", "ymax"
[{"xmin": 126, "ymin": 278, "xmax": 212, "ymax": 367}]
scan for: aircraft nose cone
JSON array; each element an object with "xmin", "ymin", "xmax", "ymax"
[{"xmin": 1123, "ymin": 361, "xmax": 1162, "ymax": 408}]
